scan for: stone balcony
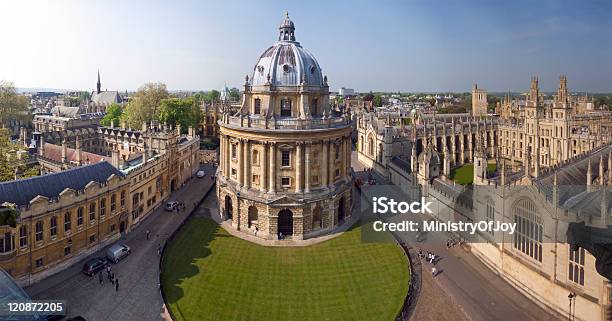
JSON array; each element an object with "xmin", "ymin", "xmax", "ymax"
[{"xmin": 221, "ymin": 114, "xmax": 351, "ymax": 131}]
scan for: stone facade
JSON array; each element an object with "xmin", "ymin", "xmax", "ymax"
[{"xmin": 216, "ymin": 13, "xmax": 352, "ymax": 240}]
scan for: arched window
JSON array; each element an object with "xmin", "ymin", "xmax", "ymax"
[
  {"xmin": 254, "ymin": 98, "xmax": 261, "ymax": 115},
  {"xmin": 253, "ymin": 150, "xmax": 259, "ymax": 165},
  {"xmin": 368, "ymin": 137, "xmax": 374, "ymax": 157},
  {"xmin": 312, "ymin": 206, "xmax": 322, "ymax": 230},
  {"xmin": 50, "ymin": 216, "xmax": 57, "ymax": 238},
  {"xmin": 19, "ymin": 225, "xmax": 27, "ymax": 248},
  {"xmin": 35, "ymin": 221, "xmax": 43, "ymax": 242},
  {"xmin": 311, "ymin": 99, "xmax": 318, "ymax": 116},
  {"xmin": 513, "ymin": 199, "xmax": 543, "ymax": 262},
  {"xmin": 64, "ymin": 211, "xmax": 72, "ymax": 233},
  {"xmin": 280, "ymin": 99, "xmax": 292, "ymax": 117}
]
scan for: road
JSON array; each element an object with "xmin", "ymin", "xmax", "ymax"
[
  {"xmin": 25, "ymin": 164, "xmax": 216, "ymax": 321},
  {"xmin": 351, "ymin": 151, "xmax": 559, "ymax": 321}
]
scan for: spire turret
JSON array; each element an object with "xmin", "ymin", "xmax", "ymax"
[{"xmin": 96, "ymin": 70, "xmax": 101, "ymax": 94}]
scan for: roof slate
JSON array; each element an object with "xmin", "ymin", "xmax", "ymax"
[{"xmin": 0, "ymin": 162, "xmax": 124, "ymax": 207}]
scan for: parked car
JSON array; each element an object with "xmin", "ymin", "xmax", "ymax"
[
  {"xmin": 82, "ymin": 257, "xmax": 107, "ymax": 276},
  {"xmin": 106, "ymin": 243, "xmax": 131, "ymax": 263},
  {"xmin": 165, "ymin": 201, "xmax": 179, "ymax": 211},
  {"xmin": 45, "ymin": 314, "xmax": 65, "ymax": 321},
  {"xmin": 196, "ymin": 170, "xmax": 206, "ymax": 178}
]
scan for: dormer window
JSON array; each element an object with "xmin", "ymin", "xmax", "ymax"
[
  {"xmin": 280, "ymin": 99, "xmax": 292, "ymax": 117},
  {"xmin": 257, "ymin": 65, "xmax": 264, "ymax": 74},
  {"xmin": 254, "ymin": 98, "xmax": 261, "ymax": 115},
  {"xmin": 310, "ymin": 66, "xmax": 316, "ymax": 74},
  {"xmin": 283, "ymin": 64, "xmax": 290, "ymax": 73}
]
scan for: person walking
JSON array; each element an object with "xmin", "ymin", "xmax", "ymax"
[
  {"xmin": 432, "ymin": 267, "xmax": 437, "ymax": 277},
  {"xmin": 115, "ymin": 278, "xmax": 119, "ymax": 292},
  {"xmin": 99, "ymin": 271, "xmax": 103, "ymax": 285},
  {"xmin": 146, "ymin": 230, "xmax": 150, "ymax": 240}
]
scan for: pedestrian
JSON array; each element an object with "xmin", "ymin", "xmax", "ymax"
[
  {"xmin": 418, "ymin": 249, "xmax": 423, "ymax": 258},
  {"xmin": 106, "ymin": 265, "xmax": 111, "ymax": 274},
  {"xmin": 146, "ymin": 230, "xmax": 150, "ymax": 240},
  {"xmin": 432, "ymin": 267, "xmax": 437, "ymax": 277},
  {"xmin": 99, "ymin": 271, "xmax": 103, "ymax": 285},
  {"xmin": 115, "ymin": 278, "xmax": 119, "ymax": 292},
  {"xmin": 111, "ymin": 272, "xmax": 115, "ymax": 283},
  {"xmin": 255, "ymin": 227, "xmax": 259, "ymax": 237}
]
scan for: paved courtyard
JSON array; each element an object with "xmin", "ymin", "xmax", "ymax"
[{"xmin": 25, "ymin": 164, "xmax": 216, "ymax": 321}]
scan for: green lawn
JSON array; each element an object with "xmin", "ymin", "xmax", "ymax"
[
  {"xmin": 161, "ymin": 217, "xmax": 409, "ymax": 321},
  {"xmin": 450, "ymin": 163, "xmax": 496, "ymax": 185}
]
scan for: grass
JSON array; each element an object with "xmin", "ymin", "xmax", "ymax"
[
  {"xmin": 161, "ymin": 217, "xmax": 409, "ymax": 321},
  {"xmin": 450, "ymin": 163, "xmax": 496, "ymax": 185}
]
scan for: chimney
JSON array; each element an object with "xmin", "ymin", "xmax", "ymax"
[
  {"xmin": 188, "ymin": 126, "xmax": 194, "ymax": 138},
  {"xmin": 176, "ymin": 123, "xmax": 182, "ymax": 136},
  {"xmin": 111, "ymin": 148, "xmax": 120, "ymax": 168},
  {"xmin": 61, "ymin": 139, "xmax": 68, "ymax": 163},
  {"xmin": 38, "ymin": 135, "xmax": 45, "ymax": 156},
  {"xmin": 142, "ymin": 121, "xmax": 147, "ymax": 132}
]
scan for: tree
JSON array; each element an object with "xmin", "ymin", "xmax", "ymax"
[
  {"xmin": 78, "ymin": 91, "xmax": 91, "ymax": 103},
  {"xmin": 157, "ymin": 98, "xmax": 202, "ymax": 133},
  {"xmin": 100, "ymin": 103, "xmax": 123, "ymax": 127},
  {"xmin": 205, "ymin": 90, "xmax": 220, "ymax": 103},
  {"xmin": 0, "ymin": 81, "xmax": 29, "ymax": 129},
  {"xmin": 122, "ymin": 83, "xmax": 169, "ymax": 128},
  {"xmin": 229, "ymin": 88, "xmax": 241, "ymax": 101},
  {"xmin": 372, "ymin": 95, "xmax": 383, "ymax": 107},
  {"xmin": 0, "ymin": 128, "xmax": 37, "ymax": 182}
]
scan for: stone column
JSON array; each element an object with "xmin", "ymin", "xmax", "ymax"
[
  {"xmin": 220, "ymin": 135, "xmax": 225, "ymax": 176},
  {"xmin": 295, "ymin": 142, "xmax": 303, "ymax": 193},
  {"xmin": 262, "ymin": 142, "xmax": 268, "ymax": 192},
  {"xmin": 304, "ymin": 142, "xmax": 311, "ymax": 193},
  {"xmin": 237, "ymin": 139, "xmax": 244, "ymax": 187},
  {"xmin": 321, "ymin": 140, "xmax": 328, "ymax": 188},
  {"xmin": 244, "ymin": 140, "xmax": 251, "ymax": 189},
  {"xmin": 225, "ymin": 136, "xmax": 231, "ymax": 179},
  {"xmin": 269, "ymin": 143, "xmax": 276, "ymax": 193}
]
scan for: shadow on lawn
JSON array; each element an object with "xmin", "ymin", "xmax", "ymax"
[{"xmin": 161, "ymin": 217, "xmax": 225, "ymax": 308}]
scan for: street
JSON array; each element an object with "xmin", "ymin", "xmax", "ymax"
[{"xmin": 25, "ymin": 164, "xmax": 216, "ymax": 321}]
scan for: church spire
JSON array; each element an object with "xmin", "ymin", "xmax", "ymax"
[{"xmin": 96, "ymin": 70, "xmax": 101, "ymax": 94}]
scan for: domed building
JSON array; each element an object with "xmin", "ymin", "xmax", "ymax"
[{"xmin": 216, "ymin": 13, "xmax": 353, "ymax": 240}]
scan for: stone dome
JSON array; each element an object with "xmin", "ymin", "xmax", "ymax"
[{"xmin": 251, "ymin": 13, "xmax": 324, "ymax": 87}]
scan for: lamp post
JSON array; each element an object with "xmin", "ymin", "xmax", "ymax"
[{"xmin": 568, "ymin": 292, "xmax": 575, "ymax": 321}]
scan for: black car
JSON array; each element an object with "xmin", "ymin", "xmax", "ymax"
[
  {"xmin": 81, "ymin": 257, "xmax": 107, "ymax": 276},
  {"xmin": 45, "ymin": 315, "xmax": 65, "ymax": 321}
]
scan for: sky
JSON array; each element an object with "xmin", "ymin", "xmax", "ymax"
[{"xmin": 0, "ymin": 0, "xmax": 611, "ymax": 93}]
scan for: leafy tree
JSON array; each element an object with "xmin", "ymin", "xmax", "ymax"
[
  {"xmin": 363, "ymin": 93, "xmax": 374, "ymax": 101},
  {"xmin": 100, "ymin": 103, "xmax": 123, "ymax": 126},
  {"xmin": 78, "ymin": 91, "xmax": 91, "ymax": 103},
  {"xmin": 372, "ymin": 95, "xmax": 383, "ymax": 107},
  {"xmin": 205, "ymin": 90, "xmax": 220, "ymax": 103},
  {"xmin": 193, "ymin": 91, "xmax": 206, "ymax": 106},
  {"xmin": 0, "ymin": 128, "xmax": 37, "ymax": 182},
  {"xmin": 158, "ymin": 98, "xmax": 202, "ymax": 133},
  {"xmin": 0, "ymin": 81, "xmax": 29, "ymax": 129},
  {"xmin": 122, "ymin": 83, "xmax": 169, "ymax": 128},
  {"xmin": 229, "ymin": 88, "xmax": 241, "ymax": 101}
]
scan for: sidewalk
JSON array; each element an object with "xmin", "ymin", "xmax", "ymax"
[{"xmin": 26, "ymin": 164, "xmax": 216, "ymax": 321}]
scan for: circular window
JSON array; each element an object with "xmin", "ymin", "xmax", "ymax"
[{"xmin": 283, "ymin": 64, "xmax": 290, "ymax": 73}]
